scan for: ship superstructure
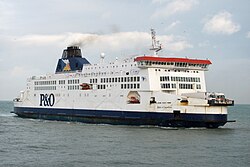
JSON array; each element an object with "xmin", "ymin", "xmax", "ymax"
[{"xmin": 13, "ymin": 30, "xmax": 234, "ymax": 128}]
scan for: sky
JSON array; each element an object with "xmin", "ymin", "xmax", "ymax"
[{"xmin": 0, "ymin": 0, "xmax": 249, "ymax": 104}]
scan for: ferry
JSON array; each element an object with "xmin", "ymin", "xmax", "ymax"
[{"xmin": 13, "ymin": 29, "xmax": 234, "ymax": 128}]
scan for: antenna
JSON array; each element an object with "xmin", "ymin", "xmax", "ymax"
[
  {"xmin": 150, "ymin": 29, "xmax": 162, "ymax": 56},
  {"xmin": 100, "ymin": 52, "xmax": 105, "ymax": 63}
]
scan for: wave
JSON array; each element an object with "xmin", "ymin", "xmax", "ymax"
[{"xmin": 0, "ymin": 113, "xmax": 15, "ymax": 117}]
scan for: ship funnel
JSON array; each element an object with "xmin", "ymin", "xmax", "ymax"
[
  {"xmin": 55, "ymin": 46, "xmax": 90, "ymax": 73},
  {"xmin": 62, "ymin": 46, "xmax": 82, "ymax": 59}
]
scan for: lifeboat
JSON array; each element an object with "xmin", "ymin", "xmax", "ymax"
[{"xmin": 80, "ymin": 83, "xmax": 92, "ymax": 90}]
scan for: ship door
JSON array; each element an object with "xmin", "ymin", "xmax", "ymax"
[{"xmin": 173, "ymin": 110, "xmax": 181, "ymax": 119}]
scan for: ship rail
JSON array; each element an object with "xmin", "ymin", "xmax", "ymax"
[
  {"xmin": 208, "ymin": 98, "xmax": 234, "ymax": 106},
  {"xmin": 182, "ymin": 92, "xmax": 234, "ymax": 106}
]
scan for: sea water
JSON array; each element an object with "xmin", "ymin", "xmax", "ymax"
[{"xmin": 0, "ymin": 101, "xmax": 249, "ymax": 167}]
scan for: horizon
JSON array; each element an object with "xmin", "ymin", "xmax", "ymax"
[{"xmin": 0, "ymin": 0, "xmax": 250, "ymax": 104}]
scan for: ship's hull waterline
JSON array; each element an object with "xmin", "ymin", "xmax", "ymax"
[{"xmin": 14, "ymin": 107, "xmax": 227, "ymax": 128}]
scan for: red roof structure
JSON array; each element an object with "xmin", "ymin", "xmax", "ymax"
[{"xmin": 134, "ymin": 56, "xmax": 212, "ymax": 65}]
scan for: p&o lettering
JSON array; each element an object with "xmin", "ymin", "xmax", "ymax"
[{"xmin": 40, "ymin": 93, "xmax": 55, "ymax": 106}]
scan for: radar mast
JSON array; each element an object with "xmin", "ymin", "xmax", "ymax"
[
  {"xmin": 150, "ymin": 28, "xmax": 162, "ymax": 57},
  {"xmin": 150, "ymin": 29, "xmax": 162, "ymax": 56}
]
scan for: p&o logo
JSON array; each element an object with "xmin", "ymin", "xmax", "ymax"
[{"xmin": 40, "ymin": 93, "xmax": 55, "ymax": 106}]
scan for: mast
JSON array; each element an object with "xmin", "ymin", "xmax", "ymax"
[{"xmin": 149, "ymin": 29, "xmax": 162, "ymax": 56}]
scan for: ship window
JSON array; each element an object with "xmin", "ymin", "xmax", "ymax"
[
  {"xmin": 196, "ymin": 84, "xmax": 201, "ymax": 89},
  {"xmin": 137, "ymin": 77, "xmax": 140, "ymax": 82},
  {"xmin": 137, "ymin": 84, "xmax": 140, "ymax": 89},
  {"xmin": 179, "ymin": 84, "xmax": 193, "ymax": 89},
  {"xmin": 161, "ymin": 83, "xmax": 171, "ymax": 89}
]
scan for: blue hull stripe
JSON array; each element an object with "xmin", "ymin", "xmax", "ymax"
[{"xmin": 14, "ymin": 107, "xmax": 227, "ymax": 128}]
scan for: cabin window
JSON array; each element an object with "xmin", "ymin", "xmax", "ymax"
[
  {"xmin": 179, "ymin": 84, "xmax": 193, "ymax": 89},
  {"xmin": 161, "ymin": 83, "xmax": 171, "ymax": 89},
  {"xmin": 196, "ymin": 84, "xmax": 201, "ymax": 89}
]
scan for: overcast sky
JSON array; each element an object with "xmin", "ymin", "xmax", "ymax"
[{"xmin": 0, "ymin": 0, "xmax": 249, "ymax": 104}]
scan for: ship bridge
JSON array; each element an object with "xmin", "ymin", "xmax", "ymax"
[{"xmin": 134, "ymin": 56, "xmax": 212, "ymax": 71}]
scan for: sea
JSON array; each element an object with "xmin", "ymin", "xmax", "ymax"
[{"xmin": 0, "ymin": 101, "xmax": 249, "ymax": 167}]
